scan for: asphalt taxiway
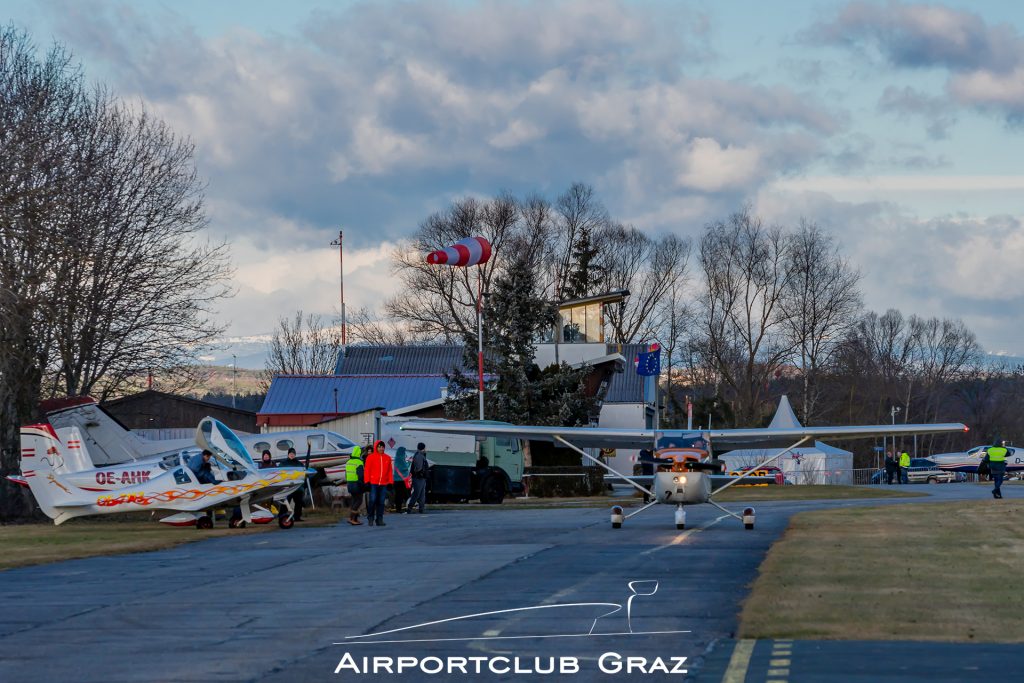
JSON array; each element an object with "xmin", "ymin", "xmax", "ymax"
[{"xmin": 0, "ymin": 484, "xmax": 1013, "ymax": 682}]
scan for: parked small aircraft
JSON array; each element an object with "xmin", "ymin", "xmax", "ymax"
[
  {"xmin": 16, "ymin": 417, "xmax": 312, "ymax": 529},
  {"xmin": 930, "ymin": 444, "xmax": 1024, "ymax": 473},
  {"xmin": 401, "ymin": 420, "xmax": 969, "ymax": 529},
  {"xmin": 44, "ymin": 397, "xmax": 358, "ymax": 479}
]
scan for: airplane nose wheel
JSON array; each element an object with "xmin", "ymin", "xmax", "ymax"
[
  {"xmin": 743, "ymin": 507, "xmax": 755, "ymax": 530},
  {"xmin": 278, "ymin": 512, "xmax": 295, "ymax": 529},
  {"xmin": 675, "ymin": 505, "xmax": 686, "ymax": 530}
]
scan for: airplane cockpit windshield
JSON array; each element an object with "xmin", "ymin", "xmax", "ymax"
[
  {"xmin": 197, "ymin": 417, "xmax": 256, "ymax": 470},
  {"xmin": 655, "ymin": 432, "xmax": 708, "ymax": 451}
]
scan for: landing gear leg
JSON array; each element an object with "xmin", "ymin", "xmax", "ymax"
[{"xmin": 278, "ymin": 498, "xmax": 296, "ymax": 529}]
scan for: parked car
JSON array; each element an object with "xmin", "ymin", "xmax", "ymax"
[{"xmin": 907, "ymin": 458, "xmax": 957, "ymax": 484}]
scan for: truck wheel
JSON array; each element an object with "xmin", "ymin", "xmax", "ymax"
[{"xmin": 479, "ymin": 475, "xmax": 505, "ymax": 504}]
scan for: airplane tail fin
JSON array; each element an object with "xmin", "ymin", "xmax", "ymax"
[
  {"xmin": 53, "ymin": 426, "xmax": 95, "ymax": 474},
  {"xmin": 20, "ymin": 424, "xmax": 78, "ymax": 521}
]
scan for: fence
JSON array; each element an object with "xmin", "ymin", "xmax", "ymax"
[{"xmin": 792, "ymin": 468, "xmax": 979, "ymax": 485}]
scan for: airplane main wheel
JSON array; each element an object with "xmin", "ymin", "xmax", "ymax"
[
  {"xmin": 196, "ymin": 515, "xmax": 213, "ymax": 530},
  {"xmin": 612, "ymin": 522, "xmax": 622, "ymax": 529},
  {"xmin": 676, "ymin": 523, "xmax": 685, "ymax": 530},
  {"xmin": 278, "ymin": 513, "xmax": 295, "ymax": 529}
]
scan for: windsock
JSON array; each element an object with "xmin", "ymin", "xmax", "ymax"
[{"xmin": 426, "ymin": 236, "xmax": 491, "ymax": 267}]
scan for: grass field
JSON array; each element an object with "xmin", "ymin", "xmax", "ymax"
[
  {"xmin": 712, "ymin": 484, "xmax": 925, "ymax": 502},
  {"xmin": 739, "ymin": 499, "xmax": 1024, "ymax": 642},
  {"xmin": 0, "ymin": 509, "xmax": 338, "ymax": 571}
]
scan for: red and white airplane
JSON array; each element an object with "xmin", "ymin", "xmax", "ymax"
[{"xmin": 15, "ymin": 417, "xmax": 312, "ymax": 529}]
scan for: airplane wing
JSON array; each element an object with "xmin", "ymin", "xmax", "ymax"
[{"xmin": 400, "ymin": 421, "xmax": 969, "ymax": 450}]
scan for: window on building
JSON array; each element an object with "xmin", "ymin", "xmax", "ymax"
[{"xmin": 559, "ymin": 303, "xmax": 604, "ymax": 343}]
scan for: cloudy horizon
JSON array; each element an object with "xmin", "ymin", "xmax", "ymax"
[{"xmin": 6, "ymin": 0, "xmax": 1023, "ymax": 365}]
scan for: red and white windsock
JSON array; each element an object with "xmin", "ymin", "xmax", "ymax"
[{"xmin": 426, "ymin": 236, "xmax": 492, "ymax": 267}]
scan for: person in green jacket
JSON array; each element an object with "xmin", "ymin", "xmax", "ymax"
[
  {"xmin": 899, "ymin": 451, "xmax": 911, "ymax": 485},
  {"xmin": 345, "ymin": 446, "xmax": 365, "ymax": 526}
]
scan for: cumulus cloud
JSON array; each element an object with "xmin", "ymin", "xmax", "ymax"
[
  {"xmin": 755, "ymin": 187, "xmax": 1024, "ymax": 353},
  {"xmin": 813, "ymin": 1, "xmax": 1024, "ymax": 123},
  {"xmin": 878, "ymin": 85, "xmax": 956, "ymax": 139}
]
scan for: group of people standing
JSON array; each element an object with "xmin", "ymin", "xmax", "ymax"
[
  {"xmin": 883, "ymin": 449, "xmax": 912, "ymax": 485},
  {"xmin": 344, "ymin": 441, "xmax": 429, "ymax": 526}
]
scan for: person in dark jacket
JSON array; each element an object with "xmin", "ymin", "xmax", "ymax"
[
  {"xmin": 281, "ymin": 447, "xmax": 306, "ymax": 521},
  {"xmin": 259, "ymin": 450, "xmax": 274, "ymax": 469},
  {"xmin": 188, "ymin": 450, "xmax": 219, "ymax": 485},
  {"xmin": 407, "ymin": 443, "xmax": 429, "ymax": 514},
  {"xmin": 884, "ymin": 450, "xmax": 897, "ymax": 485}
]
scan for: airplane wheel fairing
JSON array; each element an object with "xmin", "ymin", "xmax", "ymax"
[
  {"xmin": 278, "ymin": 513, "xmax": 294, "ymax": 529},
  {"xmin": 196, "ymin": 515, "xmax": 213, "ymax": 530}
]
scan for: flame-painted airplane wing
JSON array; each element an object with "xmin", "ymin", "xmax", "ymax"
[{"xmin": 399, "ymin": 421, "xmax": 969, "ymax": 451}]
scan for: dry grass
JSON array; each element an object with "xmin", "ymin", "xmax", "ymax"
[
  {"xmin": 713, "ymin": 485, "xmax": 925, "ymax": 502},
  {"xmin": 739, "ymin": 500, "xmax": 1024, "ymax": 642},
  {"xmin": 0, "ymin": 508, "xmax": 339, "ymax": 571}
]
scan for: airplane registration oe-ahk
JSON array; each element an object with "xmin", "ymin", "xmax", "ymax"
[
  {"xmin": 399, "ymin": 420, "xmax": 970, "ymax": 530},
  {"xmin": 12, "ymin": 417, "xmax": 313, "ymax": 529}
]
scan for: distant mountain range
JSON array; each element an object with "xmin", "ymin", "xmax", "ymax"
[
  {"xmin": 199, "ymin": 335, "xmax": 273, "ymax": 370},
  {"xmin": 202, "ymin": 334, "xmax": 1024, "ymax": 374}
]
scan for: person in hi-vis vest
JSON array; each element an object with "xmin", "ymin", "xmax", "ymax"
[
  {"xmin": 984, "ymin": 441, "xmax": 1009, "ymax": 499},
  {"xmin": 899, "ymin": 451, "xmax": 911, "ymax": 485}
]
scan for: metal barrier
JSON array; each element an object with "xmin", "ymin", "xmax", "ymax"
[{"xmin": 785, "ymin": 468, "xmax": 978, "ymax": 485}]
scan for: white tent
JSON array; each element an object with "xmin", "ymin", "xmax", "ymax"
[{"xmin": 718, "ymin": 396, "xmax": 854, "ymax": 484}]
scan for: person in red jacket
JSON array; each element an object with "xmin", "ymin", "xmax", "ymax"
[{"xmin": 363, "ymin": 440, "xmax": 394, "ymax": 527}]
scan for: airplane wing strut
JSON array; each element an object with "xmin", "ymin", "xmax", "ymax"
[
  {"xmin": 552, "ymin": 435, "xmax": 654, "ymax": 498},
  {"xmin": 710, "ymin": 436, "xmax": 811, "ymax": 497}
]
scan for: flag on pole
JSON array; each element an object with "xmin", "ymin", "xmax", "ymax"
[{"xmin": 635, "ymin": 343, "xmax": 661, "ymax": 376}]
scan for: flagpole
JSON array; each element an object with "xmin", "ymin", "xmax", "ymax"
[{"xmin": 477, "ymin": 265, "xmax": 484, "ymax": 421}]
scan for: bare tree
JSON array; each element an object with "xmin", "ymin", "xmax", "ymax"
[
  {"xmin": 48, "ymin": 98, "xmax": 231, "ymax": 400},
  {"xmin": 554, "ymin": 182, "xmax": 610, "ymax": 300},
  {"xmin": 781, "ymin": 222, "xmax": 862, "ymax": 423},
  {"xmin": 385, "ymin": 194, "xmax": 519, "ymax": 341},
  {"xmin": 347, "ymin": 306, "xmax": 435, "ymax": 346},
  {"xmin": 263, "ymin": 311, "xmax": 344, "ymax": 387},
  {"xmin": 694, "ymin": 209, "xmax": 795, "ymax": 426},
  {"xmin": 597, "ymin": 226, "xmax": 691, "ymax": 343}
]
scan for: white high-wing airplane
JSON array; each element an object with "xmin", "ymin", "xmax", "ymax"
[
  {"xmin": 400, "ymin": 420, "xmax": 970, "ymax": 529},
  {"xmin": 17, "ymin": 417, "xmax": 312, "ymax": 529},
  {"xmin": 44, "ymin": 398, "xmax": 358, "ymax": 480},
  {"xmin": 930, "ymin": 445, "xmax": 1024, "ymax": 473}
]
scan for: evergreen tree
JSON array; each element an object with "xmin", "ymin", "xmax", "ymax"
[
  {"xmin": 447, "ymin": 245, "xmax": 596, "ymax": 426},
  {"xmin": 563, "ymin": 225, "xmax": 600, "ymax": 301}
]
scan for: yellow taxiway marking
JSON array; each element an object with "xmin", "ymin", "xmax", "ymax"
[{"xmin": 722, "ymin": 639, "xmax": 756, "ymax": 683}]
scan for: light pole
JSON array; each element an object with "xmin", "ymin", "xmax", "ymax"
[
  {"xmin": 330, "ymin": 230, "xmax": 346, "ymax": 354},
  {"xmin": 889, "ymin": 404, "xmax": 901, "ymax": 456},
  {"xmin": 231, "ymin": 354, "xmax": 237, "ymax": 409}
]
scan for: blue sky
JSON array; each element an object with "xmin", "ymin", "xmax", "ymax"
[{"xmin": 4, "ymin": 0, "xmax": 1023, "ymax": 362}]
